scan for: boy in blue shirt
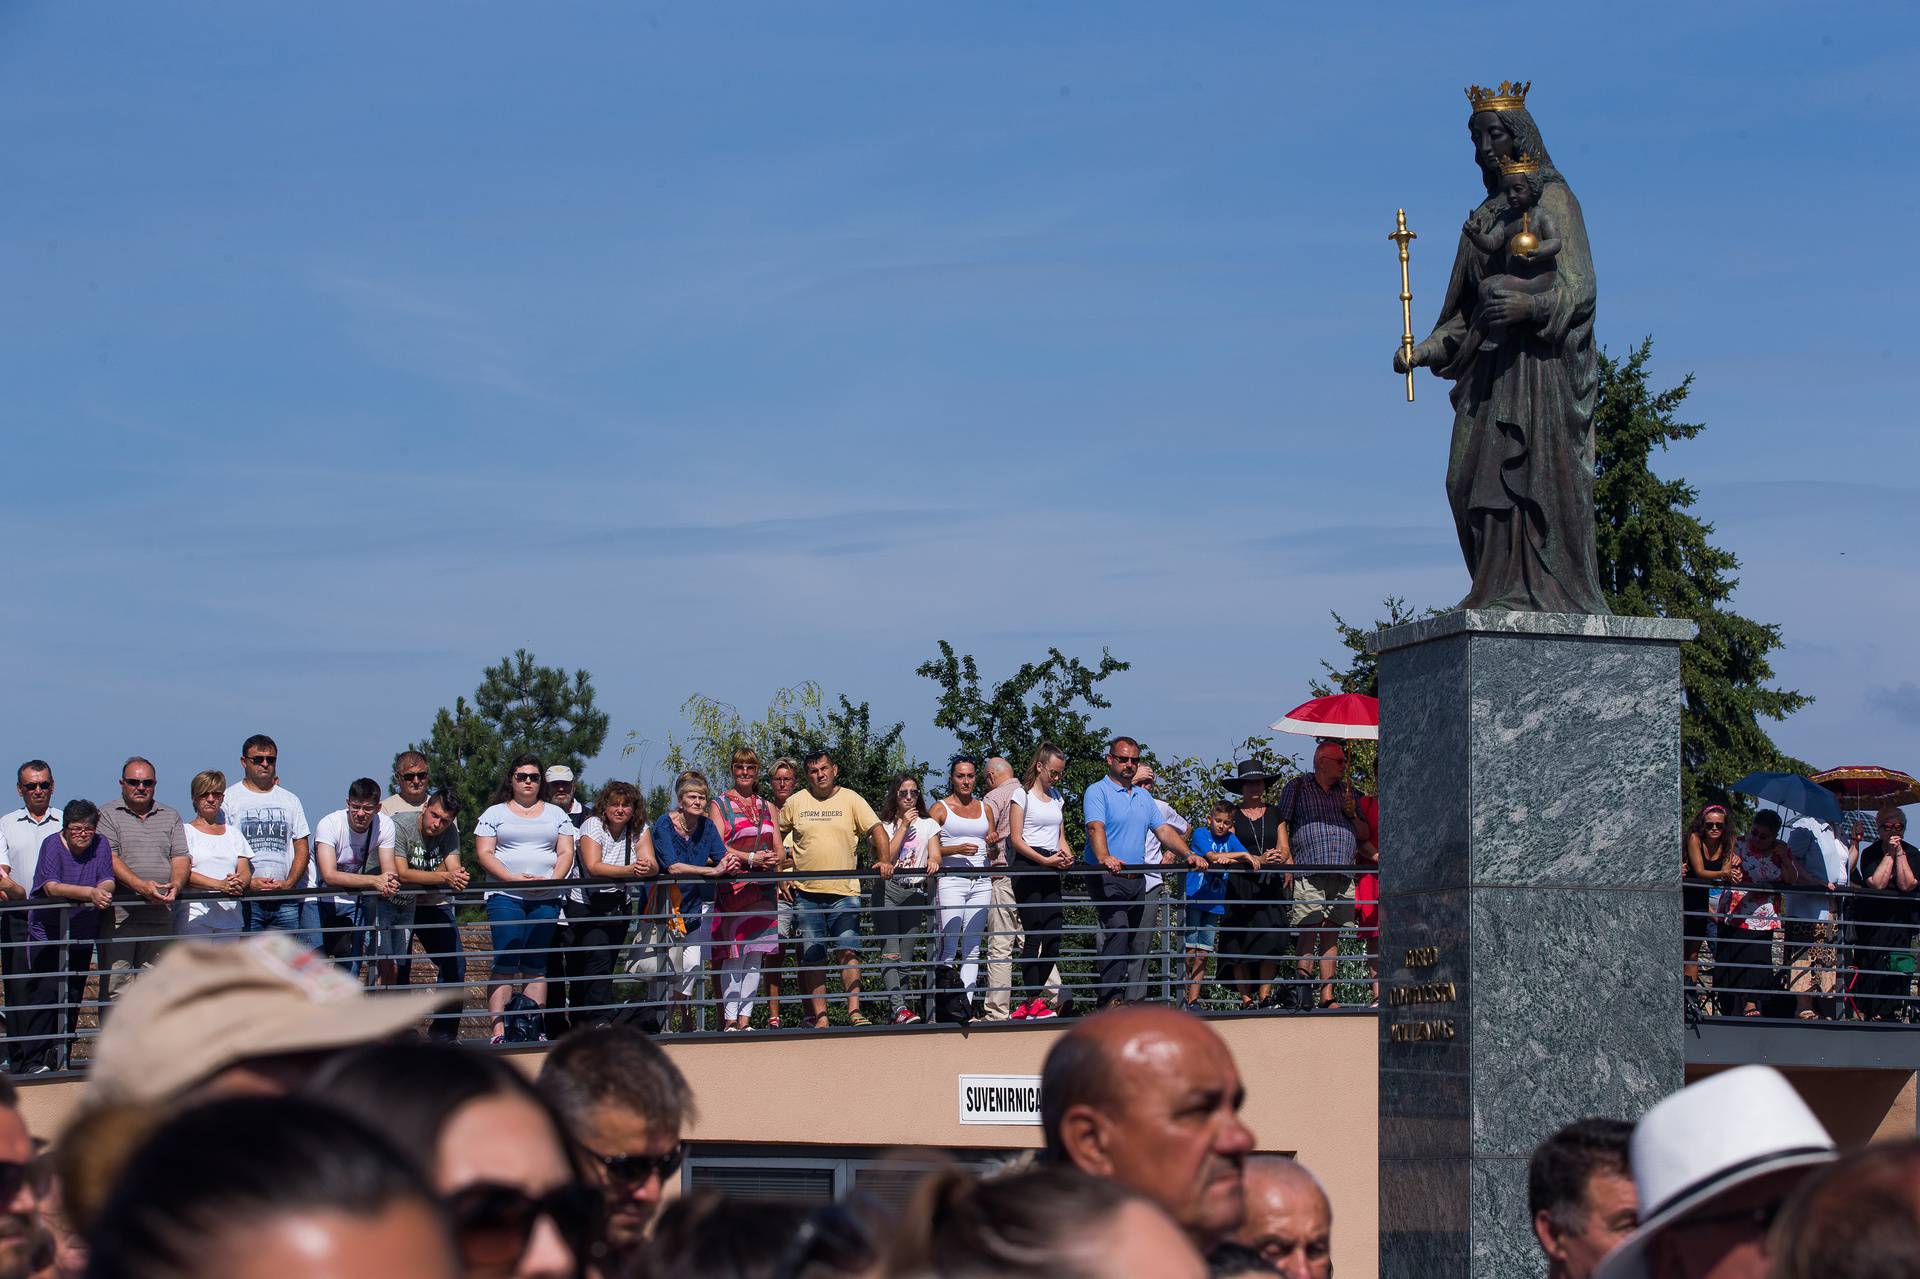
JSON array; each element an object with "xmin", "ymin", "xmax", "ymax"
[{"xmin": 1183, "ymin": 800, "xmax": 1257, "ymax": 1010}]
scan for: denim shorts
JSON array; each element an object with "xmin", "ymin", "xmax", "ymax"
[
  {"xmin": 486, "ymin": 894, "xmax": 561, "ymax": 979},
  {"xmin": 1183, "ymin": 905, "xmax": 1222, "ymax": 953},
  {"xmin": 793, "ymin": 891, "xmax": 863, "ymax": 965}
]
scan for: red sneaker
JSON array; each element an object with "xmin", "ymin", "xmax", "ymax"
[
  {"xmin": 1012, "ymin": 999, "xmax": 1032, "ymax": 1021},
  {"xmin": 893, "ymin": 1007, "xmax": 921, "ymax": 1025},
  {"xmin": 1029, "ymin": 1001, "xmax": 1058, "ymax": 1020}
]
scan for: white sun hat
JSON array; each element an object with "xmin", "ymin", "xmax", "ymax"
[{"xmin": 1594, "ymin": 1065, "xmax": 1836, "ymax": 1279}]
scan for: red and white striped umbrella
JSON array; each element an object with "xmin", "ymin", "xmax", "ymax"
[{"xmin": 1270, "ymin": 693, "xmax": 1380, "ymax": 741}]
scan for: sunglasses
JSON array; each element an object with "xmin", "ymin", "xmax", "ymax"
[
  {"xmin": 246, "ymin": 755, "xmax": 277, "ymax": 766},
  {"xmin": 20, "ymin": 781, "xmax": 52, "ymax": 791},
  {"xmin": 512, "ymin": 772, "xmax": 542, "ymax": 783},
  {"xmin": 399, "ymin": 770, "xmax": 429, "ymax": 782},
  {"xmin": 121, "ymin": 777, "xmax": 155, "ymax": 788},
  {"xmin": 444, "ymin": 1181, "xmax": 599, "ymax": 1274},
  {"xmin": 585, "ymin": 1142, "xmax": 684, "ymax": 1186},
  {"xmin": 0, "ymin": 1156, "xmax": 52, "ymax": 1201},
  {"xmin": 1703, "ymin": 821, "xmax": 1725, "ymax": 830}
]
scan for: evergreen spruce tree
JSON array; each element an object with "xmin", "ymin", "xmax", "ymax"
[{"xmin": 1593, "ymin": 339, "xmax": 1808, "ymax": 815}]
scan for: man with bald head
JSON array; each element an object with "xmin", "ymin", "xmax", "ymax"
[
  {"xmin": 1041, "ymin": 1004, "xmax": 1256, "ymax": 1247},
  {"xmin": 980, "ymin": 756, "xmax": 1022, "ymax": 1020},
  {"xmin": 1235, "ymin": 1156, "xmax": 1333, "ymax": 1278}
]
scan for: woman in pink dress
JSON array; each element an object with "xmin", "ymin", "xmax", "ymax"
[{"xmin": 711, "ymin": 747, "xmax": 783, "ymax": 1031}]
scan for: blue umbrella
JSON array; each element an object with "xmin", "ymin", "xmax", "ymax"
[{"xmin": 1729, "ymin": 771, "xmax": 1843, "ymax": 826}]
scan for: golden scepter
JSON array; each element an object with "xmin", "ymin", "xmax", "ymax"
[{"xmin": 1389, "ymin": 209, "xmax": 1416, "ymax": 402}]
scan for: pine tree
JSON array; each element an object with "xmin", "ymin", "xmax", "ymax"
[
  {"xmin": 412, "ymin": 649, "xmax": 610, "ymax": 855},
  {"xmin": 1593, "ymin": 339, "xmax": 1809, "ymax": 815}
]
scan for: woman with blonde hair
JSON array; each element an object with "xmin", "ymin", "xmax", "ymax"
[
  {"xmin": 1008, "ymin": 745, "xmax": 1073, "ymax": 1019},
  {"xmin": 711, "ymin": 748, "xmax": 783, "ymax": 1031},
  {"xmin": 180, "ymin": 770, "xmax": 252, "ymax": 936},
  {"xmin": 651, "ymin": 770, "xmax": 738, "ymax": 1032},
  {"xmin": 575, "ymin": 779, "xmax": 657, "ymax": 1027}
]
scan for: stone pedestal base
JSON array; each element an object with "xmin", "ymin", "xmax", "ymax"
[{"xmin": 1369, "ymin": 610, "xmax": 1696, "ymax": 1278}]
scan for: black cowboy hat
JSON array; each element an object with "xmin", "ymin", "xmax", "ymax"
[{"xmin": 1223, "ymin": 760, "xmax": 1281, "ymax": 789}]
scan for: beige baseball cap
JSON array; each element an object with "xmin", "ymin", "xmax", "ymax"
[{"xmin": 88, "ymin": 933, "xmax": 456, "ymax": 1103}]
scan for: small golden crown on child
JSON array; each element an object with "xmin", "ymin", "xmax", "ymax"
[
  {"xmin": 1465, "ymin": 81, "xmax": 1531, "ymax": 113},
  {"xmin": 1496, "ymin": 151, "xmax": 1543, "ymax": 176}
]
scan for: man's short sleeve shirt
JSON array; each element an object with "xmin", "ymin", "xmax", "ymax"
[
  {"xmin": 1083, "ymin": 776, "xmax": 1160, "ymax": 867},
  {"xmin": 778, "ymin": 787, "xmax": 880, "ymax": 897}
]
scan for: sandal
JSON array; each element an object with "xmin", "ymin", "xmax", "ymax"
[
  {"xmin": 848, "ymin": 1011, "xmax": 873, "ymax": 1027},
  {"xmin": 810, "ymin": 1014, "xmax": 831, "ymax": 1030},
  {"xmin": 766, "ymin": 1013, "xmax": 782, "ymax": 1029}
]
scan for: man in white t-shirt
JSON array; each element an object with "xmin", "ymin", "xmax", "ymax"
[
  {"xmin": 228, "ymin": 734, "xmax": 314, "ymax": 947},
  {"xmin": 1126, "ymin": 765, "xmax": 1190, "ymax": 1002},
  {"xmin": 2, "ymin": 760, "xmax": 63, "ymax": 1067},
  {"xmin": 313, "ymin": 778, "xmax": 400, "ymax": 982}
]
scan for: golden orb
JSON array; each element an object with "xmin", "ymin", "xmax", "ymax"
[{"xmin": 1509, "ymin": 229, "xmax": 1540, "ymax": 257}]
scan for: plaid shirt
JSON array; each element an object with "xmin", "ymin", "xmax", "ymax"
[{"xmin": 1278, "ymin": 775, "xmax": 1358, "ymax": 868}]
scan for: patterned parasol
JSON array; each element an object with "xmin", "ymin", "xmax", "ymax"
[{"xmin": 1811, "ymin": 765, "xmax": 1920, "ymax": 810}]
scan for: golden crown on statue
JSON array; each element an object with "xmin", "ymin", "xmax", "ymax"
[
  {"xmin": 1496, "ymin": 151, "xmax": 1543, "ymax": 176},
  {"xmin": 1465, "ymin": 80, "xmax": 1531, "ymax": 113}
]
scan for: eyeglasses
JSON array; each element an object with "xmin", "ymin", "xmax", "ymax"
[
  {"xmin": 1111, "ymin": 753, "xmax": 1140, "ymax": 764},
  {"xmin": 246, "ymin": 755, "xmax": 277, "ymax": 766},
  {"xmin": 512, "ymin": 772, "xmax": 542, "ymax": 783},
  {"xmin": 584, "ymin": 1142, "xmax": 684, "ymax": 1186},
  {"xmin": 121, "ymin": 777, "xmax": 155, "ymax": 788},
  {"xmin": 20, "ymin": 781, "xmax": 52, "ymax": 792},
  {"xmin": 444, "ymin": 1182, "xmax": 599, "ymax": 1273},
  {"xmin": 399, "ymin": 770, "xmax": 429, "ymax": 782}
]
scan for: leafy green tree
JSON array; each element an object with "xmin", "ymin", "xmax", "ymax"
[
  {"xmin": 1593, "ymin": 339, "xmax": 1810, "ymax": 814},
  {"xmin": 916, "ymin": 641, "xmax": 1131, "ymax": 846},
  {"xmin": 655, "ymin": 681, "xmax": 923, "ymax": 808},
  {"xmin": 412, "ymin": 649, "xmax": 610, "ymax": 854}
]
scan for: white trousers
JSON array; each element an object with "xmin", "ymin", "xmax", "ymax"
[
  {"xmin": 721, "ymin": 951, "xmax": 764, "ymax": 1021},
  {"xmin": 936, "ymin": 868, "xmax": 994, "ymax": 993}
]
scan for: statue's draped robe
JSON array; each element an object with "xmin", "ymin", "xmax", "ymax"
[{"xmin": 1425, "ymin": 179, "xmax": 1608, "ymax": 614}]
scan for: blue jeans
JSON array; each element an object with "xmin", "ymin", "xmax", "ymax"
[
  {"xmin": 486, "ymin": 895, "xmax": 560, "ymax": 981},
  {"xmin": 793, "ymin": 891, "xmax": 862, "ymax": 967},
  {"xmin": 245, "ymin": 898, "xmax": 319, "ymax": 950}
]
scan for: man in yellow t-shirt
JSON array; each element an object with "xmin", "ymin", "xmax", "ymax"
[{"xmin": 778, "ymin": 750, "xmax": 886, "ymax": 1028}]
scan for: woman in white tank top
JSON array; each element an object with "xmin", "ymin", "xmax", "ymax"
[
  {"xmin": 929, "ymin": 757, "xmax": 996, "ymax": 1016},
  {"xmin": 1008, "ymin": 744, "xmax": 1074, "ymax": 1019}
]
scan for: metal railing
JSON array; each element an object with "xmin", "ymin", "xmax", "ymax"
[
  {"xmin": 0, "ymin": 863, "xmax": 1381, "ymax": 1076},
  {"xmin": 1681, "ymin": 875, "xmax": 1920, "ymax": 1024}
]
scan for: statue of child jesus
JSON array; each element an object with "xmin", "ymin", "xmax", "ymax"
[{"xmin": 1448, "ymin": 153, "xmax": 1560, "ymax": 368}]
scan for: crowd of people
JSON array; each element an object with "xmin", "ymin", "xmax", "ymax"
[
  {"xmin": 0, "ymin": 734, "xmax": 1382, "ymax": 1069},
  {"xmin": 1681, "ymin": 801, "xmax": 1918, "ymax": 1022},
  {"xmin": 0, "ymin": 933, "xmax": 1337, "ymax": 1279},
  {"xmin": 0, "ymin": 931, "xmax": 1913, "ymax": 1279}
]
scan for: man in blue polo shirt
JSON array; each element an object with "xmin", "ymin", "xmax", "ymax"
[{"xmin": 1085, "ymin": 736, "xmax": 1202, "ymax": 1010}]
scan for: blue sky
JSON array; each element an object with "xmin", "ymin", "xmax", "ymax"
[{"xmin": 4, "ymin": 3, "xmax": 1917, "ymax": 810}]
